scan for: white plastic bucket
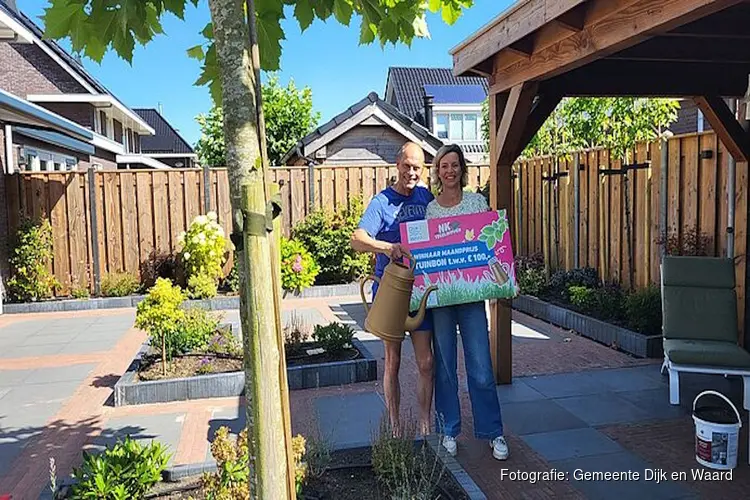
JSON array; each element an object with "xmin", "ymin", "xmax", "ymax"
[{"xmin": 692, "ymin": 390, "xmax": 741, "ymax": 470}]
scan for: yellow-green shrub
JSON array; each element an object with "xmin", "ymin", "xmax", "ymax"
[
  {"xmin": 7, "ymin": 219, "xmax": 59, "ymax": 302},
  {"xmin": 178, "ymin": 211, "xmax": 227, "ymax": 299}
]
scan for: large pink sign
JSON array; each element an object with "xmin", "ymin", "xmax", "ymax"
[{"xmin": 400, "ymin": 210, "xmax": 519, "ymax": 311}]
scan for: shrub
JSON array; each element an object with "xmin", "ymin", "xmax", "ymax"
[
  {"xmin": 281, "ymin": 237, "xmax": 320, "ymax": 295},
  {"xmin": 514, "ymin": 253, "xmax": 547, "ymax": 296},
  {"xmin": 179, "ymin": 212, "xmax": 227, "ymax": 298},
  {"xmin": 291, "ymin": 197, "xmax": 372, "ymax": 285},
  {"xmin": 568, "ymin": 285, "xmax": 597, "ymax": 312},
  {"xmin": 135, "ymin": 278, "xmax": 186, "ymax": 374},
  {"xmin": 206, "ymin": 328, "xmax": 242, "ymax": 357},
  {"xmin": 656, "ymin": 226, "xmax": 713, "ymax": 257},
  {"xmin": 6, "ymin": 218, "xmax": 59, "ymax": 302},
  {"xmin": 140, "ymin": 251, "xmax": 181, "ymax": 290},
  {"xmin": 201, "ymin": 426, "xmax": 307, "ymax": 498},
  {"xmin": 69, "ymin": 436, "xmax": 170, "ymax": 499},
  {"xmin": 313, "ymin": 322, "xmax": 354, "ymax": 353},
  {"xmin": 187, "ymin": 273, "xmax": 219, "ymax": 299},
  {"xmin": 284, "ymin": 311, "xmax": 309, "ymax": 356},
  {"xmin": 100, "ymin": 272, "xmax": 140, "ymax": 297},
  {"xmin": 548, "ymin": 267, "xmax": 600, "ymax": 299},
  {"xmin": 71, "ymin": 285, "xmax": 90, "ymax": 299},
  {"xmin": 624, "ymin": 285, "xmax": 662, "ymax": 335},
  {"xmin": 173, "ymin": 307, "xmax": 221, "ymax": 354},
  {"xmin": 222, "ymin": 253, "xmax": 240, "ymax": 293}
]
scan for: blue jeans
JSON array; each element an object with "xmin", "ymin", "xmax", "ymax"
[{"xmin": 432, "ymin": 301, "xmax": 503, "ymax": 439}]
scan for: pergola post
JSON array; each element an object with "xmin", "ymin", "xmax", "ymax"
[{"xmin": 489, "ymin": 82, "xmax": 539, "ymax": 384}]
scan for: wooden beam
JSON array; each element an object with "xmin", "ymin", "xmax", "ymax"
[
  {"xmin": 545, "ymin": 59, "xmax": 750, "ymax": 97},
  {"xmin": 554, "ymin": 2, "xmax": 588, "ymax": 31},
  {"xmin": 490, "ymin": 0, "xmax": 743, "ymax": 94},
  {"xmin": 610, "ymin": 35, "xmax": 750, "ymax": 64},
  {"xmin": 518, "ymin": 92, "xmax": 563, "ymax": 158},
  {"xmin": 489, "ymin": 82, "xmax": 538, "ymax": 385},
  {"xmin": 451, "ymin": 0, "xmax": 589, "ymax": 76},
  {"xmin": 694, "ymin": 96, "xmax": 750, "ymax": 162},
  {"xmin": 508, "ymin": 35, "xmax": 535, "ymax": 57}
]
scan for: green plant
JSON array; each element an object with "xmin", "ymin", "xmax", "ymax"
[
  {"xmin": 135, "ymin": 278, "xmax": 186, "ymax": 375},
  {"xmin": 222, "ymin": 253, "xmax": 240, "ymax": 293},
  {"xmin": 69, "ymin": 436, "xmax": 170, "ymax": 500},
  {"xmin": 71, "ymin": 285, "xmax": 90, "ymax": 299},
  {"xmin": 207, "ymin": 328, "xmax": 242, "ymax": 357},
  {"xmin": 280, "ymin": 237, "xmax": 320, "ymax": 295},
  {"xmin": 291, "ymin": 198, "xmax": 373, "ymax": 285},
  {"xmin": 568, "ymin": 285, "xmax": 597, "ymax": 312},
  {"xmin": 284, "ymin": 311, "xmax": 309, "ymax": 356},
  {"xmin": 174, "ymin": 307, "xmax": 222, "ymax": 354},
  {"xmin": 100, "ymin": 272, "xmax": 140, "ymax": 297},
  {"xmin": 6, "ymin": 218, "xmax": 59, "ymax": 302},
  {"xmin": 140, "ymin": 251, "xmax": 181, "ymax": 290},
  {"xmin": 179, "ymin": 212, "xmax": 227, "ymax": 299},
  {"xmin": 624, "ymin": 285, "xmax": 662, "ymax": 335},
  {"xmin": 548, "ymin": 267, "xmax": 600, "ymax": 300},
  {"xmin": 656, "ymin": 226, "xmax": 713, "ymax": 257},
  {"xmin": 371, "ymin": 413, "xmax": 445, "ymax": 499},
  {"xmin": 187, "ymin": 272, "xmax": 219, "ymax": 299},
  {"xmin": 201, "ymin": 427, "xmax": 307, "ymax": 499},
  {"xmin": 312, "ymin": 322, "xmax": 354, "ymax": 353}
]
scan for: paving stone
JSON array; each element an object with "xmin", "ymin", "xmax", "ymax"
[
  {"xmin": 91, "ymin": 413, "xmax": 185, "ymax": 464},
  {"xmin": 523, "ymin": 371, "xmax": 612, "ymax": 398},
  {"xmin": 499, "ymin": 399, "xmax": 588, "ymax": 436},
  {"xmin": 595, "ymin": 366, "xmax": 667, "ymax": 392},
  {"xmin": 23, "ymin": 364, "xmax": 96, "ymax": 385},
  {"xmin": 551, "ymin": 451, "xmax": 694, "ymax": 500},
  {"xmin": 315, "ymin": 391, "xmax": 385, "ymax": 449},
  {"xmin": 56, "ymin": 340, "xmax": 115, "ymax": 355},
  {"xmin": 1, "ymin": 344, "xmax": 64, "ymax": 358},
  {"xmin": 0, "ymin": 381, "xmax": 81, "ymax": 405},
  {"xmin": 617, "ymin": 389, "xmax": 690, "ymax": 420},
  {"xmin": 19, "ymin": 333, "xmax": 79, "ymax": 346},
  {"xmin": 555, "ymin": 392, "xmax": 662, "ymax": 427},
  {"xmin": 496, "ymin": 379, "xmax": 546, "ymax": 403},
  {"xmin": 521, "ymin": 427, "xmax": 624, "ymax": 462},
  {"xmin": 0, "ymin": 388, "xmax": 11, "ymax": 400},
  {"xmin": 0, "ymin": 369, "xmax": 35, "ymax": 387}
]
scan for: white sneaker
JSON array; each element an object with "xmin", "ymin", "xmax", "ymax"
[
  {"xmin": 442, "ymin": 436, "xmax": 457, "ymax": 457},
  {"xmin": 490, "ymin": 436, "xmax": 509, "ymax": 460}
]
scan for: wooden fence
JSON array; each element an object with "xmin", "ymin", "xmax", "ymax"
[
  {"xmin": 5, "ymin": 168, "xmax": 234, "ymax": 295},
  {"xmin": 4, "ymin": 131, "xmax": 746, "ymax": 307}
]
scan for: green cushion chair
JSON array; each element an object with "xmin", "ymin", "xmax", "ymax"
[{"xmin": 660, "ymin": 256, "xmax": 750, "ymax": 418}]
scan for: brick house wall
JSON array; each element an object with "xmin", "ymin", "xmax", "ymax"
[
  {"xmin": 0, "ymin": 43, "xmax": 87, "ymax": 97},
  {"xmin": 0, "ymin": 128, "xmax": 8, "ymax": 280}
]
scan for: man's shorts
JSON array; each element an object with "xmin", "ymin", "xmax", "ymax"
[{"xmin": 371, "ymin": 281, "xmax": 433, "ymax": 333}]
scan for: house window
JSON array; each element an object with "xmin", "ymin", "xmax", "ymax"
[
  {"xmin": 434, "ymin": 112, "xmax": 481, "ymax": 142},
  {"xmin": 22, "ymin": 147, "xmax": 78, "ymax": 172},
  {"xmin": 99, "ymin": 111, "xmax": 108, "ymax": 136}
]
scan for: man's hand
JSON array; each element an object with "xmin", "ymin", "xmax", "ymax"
[{"xmin": 388, "ymin": 243, "xmax": 412, "ymax": 261}]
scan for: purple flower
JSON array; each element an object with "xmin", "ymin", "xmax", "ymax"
[
  {"xmin": 292, "ymin": 255, "xmax": 303, "ymax": 273},
  {"xmin": 199, "ymin": 357, "xmax": 210, "ymax": 366}
]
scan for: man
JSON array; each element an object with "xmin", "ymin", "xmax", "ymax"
[{"xmin": 351, "ymin": 142, "xmax": 434, "ymax": 436}]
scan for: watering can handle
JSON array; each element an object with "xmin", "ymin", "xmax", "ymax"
[
  {"xmin": 693, "ymin": 390, "xmax": 742, "ymax": 426},
  {"xmin": 392, "ymin": 254, "xmax": 417, "ymax": 273},
  {"xmin": 359, "ymin": 275, "xmax": 380, "ymax": 314}
]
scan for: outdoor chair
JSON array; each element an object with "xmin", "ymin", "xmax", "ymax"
[{"xmin": 660, "ymin": 256, "xmax": 750, "ymax": 418}]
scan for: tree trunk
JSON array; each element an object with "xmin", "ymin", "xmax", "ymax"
[{"xmin": 206, "ymin": 0, "xmax": 290, "ymax": 497}]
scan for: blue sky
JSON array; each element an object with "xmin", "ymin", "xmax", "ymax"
[{"xmin": 22, "ymin": 0, "xmax": 512, "ymax": 147}]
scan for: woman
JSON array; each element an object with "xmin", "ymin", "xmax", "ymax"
[{"xmin": 426, "ymin": 144, "xmax": 508, "ymax": 460}]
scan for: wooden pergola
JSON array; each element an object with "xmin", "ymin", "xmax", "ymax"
[{"xmin": 451, "ymin": 0, "xmax": 750, "ymax": 384}]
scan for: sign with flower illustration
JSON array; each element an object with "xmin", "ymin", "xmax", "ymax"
[{"xmin": 400, "ymin": 210, "xmax": 519, "ymax": 311}]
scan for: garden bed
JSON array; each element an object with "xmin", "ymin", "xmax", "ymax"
[
  {"xmin": 114, "ymin": 337, "xmax": 377, "ymax": 406},
  {"xmin": 145, "ymin": 447, "xmax": 470, "ymax": 500},
  {"xmin": 513, "ymin": 294, "xmax": 662, "ymax": 358}
]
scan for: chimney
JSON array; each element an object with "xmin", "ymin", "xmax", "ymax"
[
  {"xmin": 158, "ymin": 102, "xmax": 164, "ymax": 115},
  {"xmin": 423, "ymin": 93, "xmax": 434, "ymax": 132}
]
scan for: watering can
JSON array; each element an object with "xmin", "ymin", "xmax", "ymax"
[{"xmin": 359, "ymin": 257, "xmax": 438, "ymax": 342}]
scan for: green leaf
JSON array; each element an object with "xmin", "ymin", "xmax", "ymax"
[
  {"xmin": 441, "ymin": 2, "xmax": 462, "ymax": 24},
  {"xmin": 427, "ymin": 0, "xmax": 441, "ymax": 12},
  {"xmin": 333, "ymin": 0, "xmax": 353, "ymax": 25},
  {"xmin": 359, "ymin": 20, "xmax": 376, "ymax": 44},
  {"xmin": 83, "ymin": 33, "xmax": 108, "ymax": 62},
  {"xmin": 187, "ymin": 44, "xmax": 204, "ymax": 60},
  {"xmin": 257, "ymin": 12, "xmax": 284, "ymax": 72},
  {"xmin": 163, "ymin": 0, "xmax": 187, "ymax": 19},
  {"xmin": 41, "ymin": 0, "xmax": 84, "ymax": 40},
  {"xmin": 201, "ymin": 22, "xmax": 213, "ymax": 39},
  {"xmin": 294, "ymin": 0, "xmax": 315, "ymax": 31}
]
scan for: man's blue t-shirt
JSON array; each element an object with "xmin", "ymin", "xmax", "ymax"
[{"xmin": 358, "ymin": 185, "xmax": 434, "ymax": 291}]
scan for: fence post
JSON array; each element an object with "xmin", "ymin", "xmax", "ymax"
[
  {"xmin": 659, "ymin": 138, "xmax": 669, "ymax": 261},
  {"xmin": 88, "ymin": 166, "xmax": 102, "ymax": 296},
  {"xmin": 573, "ymin": 152, "xmax": 580, "ymax": 268},
  {"xmin": 307, "ymin": 161, "xmax": 315, "ymax": 210},
  {"xmin": 203, "ymin": 164, "xmax": 212, "ymax": 213}
]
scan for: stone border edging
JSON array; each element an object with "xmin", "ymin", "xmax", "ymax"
[
  {"xmin": 2, "ymin": 282, "xmax": 366, "ymax": 314},
  {"xmin": 114, "ymin": 338, "xmax": 378, "ymax": 406},
  {"xmin": 512, "ymin": 294, "xmax": 662, "ymax": 358}
]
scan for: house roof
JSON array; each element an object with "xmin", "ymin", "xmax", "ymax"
[
  {"xmin": 0, "ymin": 87, "xmax": 93, "ymax": 142},
  {"xmin": 385, "ymin": 67, "xmax": 488, "ymax": 122},
  {"xmin": 133, "ymin": 108, "xmax": 195, "ymax": 155},
  {"xmin": 0, "ymin": 1, "xmax": 152, "ymax": 133},
  {"xmin": 281, "ymin": 91, "xmax": 445, "ymax": 164}
]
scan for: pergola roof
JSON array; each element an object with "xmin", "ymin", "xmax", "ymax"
[{"xmin": 452, "ymin": 0, "xmax": 750, "ymax": 98}]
